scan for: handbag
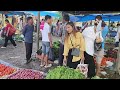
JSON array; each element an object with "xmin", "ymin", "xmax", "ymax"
[
  {"xmin": 70, "ymin": 36, "xmax": 80, "ymax": 57},
  {"xmin": 48, "ymin": 48, "xmax": 55, "ymax": 61},
  {"xmin": 94, "ymin": 40, "xmax": 102, "ymax": 51},
  {"xmin": 76, "ymin": 60, "xmax": 88, "ymax": 78},
  {"xmin": 94, "ymin": 33, "xmax": 102, "ymax": 51}
]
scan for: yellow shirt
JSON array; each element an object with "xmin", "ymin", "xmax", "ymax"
[{"xmin": 63, "ymin": 32, "xmax": 85, "ymax": 62}]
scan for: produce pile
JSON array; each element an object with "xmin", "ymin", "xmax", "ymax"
[
  {"xmin": 0, "ymin": 64, "xmax": 16, "ymax": 77},
  {"xmin": 46, "ymin": 66, "xmax": 85, "ymax": 79},
  {"xmin": 14, "ymin": 34, "xmax": 24, "ymax": 41},
  {"xmin": 52, "ymin": 41, "xmax": 60, "ymax": 59},
  {"xmin": 7, "ymin": 69, "xmax": 44, "ymax": 79},
  {"xmin": 94, "ymin": 57, "xmax": 116, "ymax": 67},
  {"xmin": 105, "ymin": 48, "xmax": 118, "ymax": 59}
]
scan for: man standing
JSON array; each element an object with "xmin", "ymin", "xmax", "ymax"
[
  {"xmin": 22, "ymin": 17, "xmax": 34, "ymax": 64},
  {"xmin": 95, "ymin": 15, "xmax": 109, "ymax": 76},
  {"xmin": 58, "ymin": 14, "xmax": 69, "ymax": 66},
  {"xmin": 41, "ymin": 15, "xmax": 53, "ymax": 68}
]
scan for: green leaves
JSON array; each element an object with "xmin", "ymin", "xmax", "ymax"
[
  {"xmin": 53, "ymin": 41, "xmax": 60, "ymax": 59},
  {"xmin": 46, "ymin": 66, "xmax": 85, "ymax": 79}
]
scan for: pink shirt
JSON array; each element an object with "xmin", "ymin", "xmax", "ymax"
[{"xmin": 40, "ymin": 21, "xmax": 44, "ymax": 30}]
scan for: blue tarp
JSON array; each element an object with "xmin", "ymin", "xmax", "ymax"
[
  {"xmin": 24, "ymin": 11, "xmax": 60, "ymax": 17},
  {"xmin": 75, "ymin": 14, "xmax": 120, "ymax": 22}
]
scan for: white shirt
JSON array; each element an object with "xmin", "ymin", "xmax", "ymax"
[
  {"xmin": 41, "ymin": 22, "xmax": 51, "ymax": 42},
  {"xmin": 82, "ymin": 26, "xmax": 96, "ymax": 56},
  {"xmin": 115, "ymin": 26, "xmax": 120, "ymax": 42},
  {"xmin": 82, "ymin": 26, "xmax": 103, "ymax": 56},
  {"xmin": 96, "ymin": 20, "xmax": 102, "ymax": 31}
]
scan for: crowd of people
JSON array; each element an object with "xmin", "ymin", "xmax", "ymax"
[
  {"xmin": 38, "ymin": 14, "xmax": 112, "ymax": 78},
  {"xmin": 0, "ymin": 13, "xmax": 120, "ymax": 79}
]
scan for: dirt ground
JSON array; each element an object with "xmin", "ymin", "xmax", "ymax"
[{"xmin": 0, "ymin": 36, "xmax": 60, "ymax": 73}]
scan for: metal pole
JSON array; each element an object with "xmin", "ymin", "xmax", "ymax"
[{"xmin": 37, "ymin": 11, "xmax": 40, "ymax": 50}]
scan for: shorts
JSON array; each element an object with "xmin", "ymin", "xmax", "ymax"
[
  {"xmin": 94, "ymin": 49, "xmax": 104, "ymax": 64},
  {"xmin": 42, "ymin": 41, "xmax": 50, "ymax": 55}
]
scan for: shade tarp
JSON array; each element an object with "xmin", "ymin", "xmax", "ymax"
[
  {"xmin": 75, "ymin": 14, "xmax": 120, "ymax": 22},
  {"xmin": 24, "ymin": 11, "xmax": 61, "ymax": 17}
]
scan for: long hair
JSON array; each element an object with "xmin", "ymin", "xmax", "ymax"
[{"xmin": 65, "ymin": 22, "xmax": 77, "ymax": 41}]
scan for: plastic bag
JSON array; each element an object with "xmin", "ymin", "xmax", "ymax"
[
  {"xmin": 76, "ymin": 61, "xmax": 88, "ymax": 78},
  {"xmin": 48, "ymin": 48, "xmax": 55, "ymax": 61}
]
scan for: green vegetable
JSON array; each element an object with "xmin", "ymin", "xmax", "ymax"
[
  {"xmin": 46, "ymin": 66, "xmax": 85, "ymax": 79},
  {"xmin": 52, "ymin": 41, "xmax": 60, "ymax": 59}
]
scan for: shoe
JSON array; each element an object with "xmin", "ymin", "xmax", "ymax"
[
  {"xmin": 14, "ymin": 46, "xmax": 17, "ymax": 48},
  {"xmin": 26, "ymin": 59, "xmax": 32, "ymax": 64},
  {"xmin": 44, "ymin": 64, "xmax": 52, "ymax": 68},
  {"xmin": 1, "ymin": 46, "xmax": 6, "ymax": 49},
  {"xmin": 40, "ymin": 61, "xmax": 45, "ymax": 67}
]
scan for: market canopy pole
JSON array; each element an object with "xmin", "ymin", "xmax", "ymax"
[{"xmin": 37, "ymin": 11, "xmax": 40, "ymax": 50}]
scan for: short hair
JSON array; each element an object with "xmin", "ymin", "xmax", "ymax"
[
  {"xmin": 27, "ymin": 17, "xmax": 33, "ymax": 22},
  {"xmin": 95, "ymin": 15, "xmax": 102, "ymax": 20},
  {"xmin": 63, "ymin": 14, "xmax": 69, "ymax": 21},
  {"xmin": 5, "ymin": 19, "xmax": 9, "ymax": 23},
  {"xmin": 45, "ymin": 15, "xmax": 52, "ymax": 21}
]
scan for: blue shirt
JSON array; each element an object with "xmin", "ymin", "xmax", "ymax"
[
  {"xmin": 22, "ymin": 24, "xmax": 34, "ymax": 43},
  {"xmin": 102, "ymin": 26, "xmax": 109, "ymax": 49}
]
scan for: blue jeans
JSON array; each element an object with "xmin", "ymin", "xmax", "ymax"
[{"xmin": 42, "ymin": 41, "xmax": 50, "ymax": 55}]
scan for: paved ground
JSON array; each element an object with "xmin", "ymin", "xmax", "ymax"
[{"xmin": 0, "ymin": 36, "xmax": 60, "ymax": 73}]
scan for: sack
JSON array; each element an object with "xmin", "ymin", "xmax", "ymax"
[
  {"xmin": 9, "ymin": 26, "xmax": 16, "ymax": 35},
  {"xmin": 48, "ymin": 48, "xmax": 55, "ymax": 61},
  {"xmin": 94, "ymin": 40, "xmax": 102, "ymax": 51},
  {"xmin": 71, "ymin": 48, "xmax": 80, "ymax": 57},
  {"xmin": 76, "ymin": 61, "xmax": 88, "ymax": 78},
  {"xmin": 36, "ymin": 46, "xmax": 42, "ymax": 55}
]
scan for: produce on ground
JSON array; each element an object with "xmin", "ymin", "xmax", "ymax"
[
  {"xmin": 46, "ymin": 66, "xmax": 85, "ymax": 79},
  {"xmin": 0, "ymin": 64, "xmax": 16, "ymax": 77},
  {"xmin": 105, "ymin": 48, "xmax": 118, "ymax": 59},
  {"xmin": 94, "ymin": 57, "xmax": 116, "ymax": 67},
  {"xmin": 7, "ymin": 69, "xmax": 44, "ymax": 79}
]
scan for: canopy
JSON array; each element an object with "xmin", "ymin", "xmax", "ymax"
[
  {"xmin": 74, "ymin": 14, "xmax": 120, "ymax": 22},
  {"xmin": 24, "ymin": 11, "xmax": 61, "ymax": 18}
]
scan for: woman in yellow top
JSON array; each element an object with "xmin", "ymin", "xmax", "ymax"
[{"xmin": 63, "ymin": 22, "xmax": 85, "ymax": 69}]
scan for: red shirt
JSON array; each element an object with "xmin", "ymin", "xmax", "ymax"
[{"xmin": 5, "ymin": 23, "xmax": 13, "ymax": 36}]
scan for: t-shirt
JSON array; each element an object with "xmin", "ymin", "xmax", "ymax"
[
  {"xmin": 5, "ymin": 23, "xmax": 13, "ymax": 36},
  {"xmin": 40, "ymin": 21, "xmax": 44, "ymax": 30},
  {"xmin": 82, "ymin": 26, "xmax": 104, "ymax": 56},
  {"xmin": 115, "ymin": 26, "xmax": 120, "ymax": 42},
  {"xmin": 82, "ymin": 26, "xmax": 96, "ymax": 56},
  {"xmin": 59, "ymin": 22, "xmax": 67, "ymax": 44},
  {"xmin": 22, "ymin": 24, "xmax": 34, "ymax": 43},
  {"xmin": 101, "ymin": 26, "xmax": 109, "ymax": 49},
  {"xmin": 41, "ymin": 22, "xmax": 51, "ymax": 42}
]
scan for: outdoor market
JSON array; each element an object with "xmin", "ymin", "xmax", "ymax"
[{"xmin": 0, "ymin": 11, "xmax": 120, "ymax": 79}]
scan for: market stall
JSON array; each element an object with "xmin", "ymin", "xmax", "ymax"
[{"xmin": 0, "ymin": 60, "xmax": 44, "ymax": 79}]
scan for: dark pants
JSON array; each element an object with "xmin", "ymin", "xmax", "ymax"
[
  {"xmin": 67, "ymin": 49, "xmax": 80, "ymax": 69},
  {"xmin": 25, "ymin": 42, "xmax": 33, "ymax": 61},
  {"xmin": 4, "ymin": 35, "xmax": 17, "ymax": 47},
  {"xmin": 84, "ymin": 52, "xmax": 96, "ymax": 78},
  {"xmin": 58, "ymin": 43, "xmax": 64, "ymax": 66}
]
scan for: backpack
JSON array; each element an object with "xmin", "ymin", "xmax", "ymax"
[{"xmin": 9, "ymin": 25, "xmax": 16, "ymax": 35}]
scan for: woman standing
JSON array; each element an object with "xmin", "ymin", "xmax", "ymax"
[{"xmin": 63, "ymin": 22, "xmax": 85, "ymax": 69}]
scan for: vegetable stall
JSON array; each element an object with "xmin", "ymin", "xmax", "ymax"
[{"xmin": 0, "ymin": 60, "xmax": 44, "ymax": 79}]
